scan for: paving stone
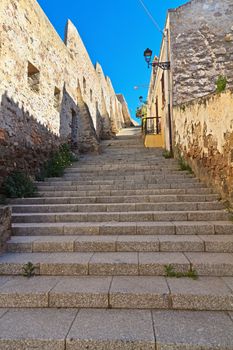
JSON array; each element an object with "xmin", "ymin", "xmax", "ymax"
[
  {"xmin": 0, "ymin": 308, "xmax": 77, "ymax": 350},
  {"xmin": 186, "ymin": 252, "xmax": 233, "ymax": 276},
  {"xmin": 74, "ymin": 236, "xmax": 117, "ymax": 252},
  {"xmin": 89, "ymin": 252, "xmax": 138, "ymax": 275},
  {"xmin": 117, "ymin": 235, "xmax": 159, "ymax": 251},
  {"xmin": 168, "ymin": 277, "xmax": 233, "ymax": 311},
  {"xmin": 33, "ymin": 236, "xmax": 76, "ymax": 252},
  {"xmin": 152, "ymin": 310, "xmax": 233, "ymax": 349},
  {"xmin": 49, "ymin": 276, "xmax": 111, "ymax": 308},
  {"xmin": 175, "ymin": 222, "xmax": 215, "ymax": 235},
  {"xmin": 12, "ymin": 222, "xmax": 64, "ymax": 236},
  {"xmin": 159, "ymin": 235, "xmax": 204, "ymax": 252},
  {"xmin": 0, "ymin": 276, "xmax": 59, "ymax": 307},
  {"xmin": 0, "ymin": 309, "xmax": 8, "ymax": 319},
  {"xmin": 110, "ymin": 276, "xmax": 170, "ymax": 308},
  {"xmin": 66, "ymin": 309, "xmax": 155, "ymax": 349},
  {"xmin": 64, "ymin": 223, "xmax": 100, "ymax": 235},
  {"xmin": 214, "ymin": 222, "xmax": 233, "ymax": 234},
  {"xmin": 200, "ymin": 235, "xmax": 233, "ymax": 252},
  {"xmin": 222, "ymin": 277, "xmax": 233, "ymax": 292},
  {"xmin": 0, "ymin": 253, "xmax": 41, "ymax": 275},
  {"xmin": 100, "ymin": 223, "xmax": 137, "ymax": 235},
  {"xmin": 139, "ymin": 252, "xmax": 190, "ymax": 275},
  {"xmin": 39, "ymin": 253, "xmax": 93, "ymax": 276},
  {"xmin": 7, "ymin": 236, "xmax": 36, "ymax": 252},
  {"xmin": 137, "ymin": 222, "xmax": 175, "ymax": 235}
]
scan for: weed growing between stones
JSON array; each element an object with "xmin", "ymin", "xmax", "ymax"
[
  {"xmin": 162, "ymin": 150, "xmax": 173, "ymax": 159},
  {"xmin": 2, "ymin": 171, "xmax": 37, "ymax": 198},
  {"xmin": 178, "ymin": 155, "xmax": 193, "ymax": 173},
  {"xmin": 22, "ymin": 262, "xmax": 36, "ymax": 278},
  {"xmin": 165, "ymin": 264, "xmax": 198, "ymax": 280},
  {"xmin": 36, "ymin": 144, "xmax": 78, "ymax": 181},
  {"xmin": 216, "ymin": 75, "xmax": 227, "ymax": 93}
]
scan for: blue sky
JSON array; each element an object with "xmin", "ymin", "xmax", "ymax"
[{"xmin": 37, "ymin": 0, "xmax": 187, "ymax": 122}]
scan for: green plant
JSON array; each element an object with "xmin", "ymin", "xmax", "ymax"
[
  {"xmin": 2, "ymin": 171, "xmax": 37, "ymax": 198},
  {"xmin": 165, "ymin": 264, "xmax": 198, "ymax": 280},
  {"xmin": 163, "ymin": 150, "xmax": 173, "ymax": 159},
  {"xmin": 0, "ymin": 195, "xmax": 7, "ymax": 205},
  {"xmin": 22, "ymin": 262, "xmax": 36, "ymax": 278},
  {"xmin": 178, "ymin": 155, "xmax": 193, "ymax": 173},
  {"xmin": 36, "ymin": 144, "xmax": 78, "ymax": 181},
  {"xmin": 216, "ymin": 75, "xmax": 227, "ymax": 93}
]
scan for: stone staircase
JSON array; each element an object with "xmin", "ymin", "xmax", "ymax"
[{"xmin": 0, "ymin": 127, "xmax": 233, "ymax": 349}]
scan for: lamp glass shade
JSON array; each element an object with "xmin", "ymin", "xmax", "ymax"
[{"xmin": 144, "ymin": 48, "xmax": 152, "ymax": 63}]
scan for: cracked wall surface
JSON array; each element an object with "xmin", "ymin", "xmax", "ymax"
[
  {"xmin": 174, "ymin": 89, "xmax": 233, "ymax": 201},
  {"xmin": 169, "ymin": 0, "xmax": 233, "ymax": 105}
]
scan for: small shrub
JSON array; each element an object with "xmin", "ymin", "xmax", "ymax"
[
  {"xmin": 178, "ymin": 155, "xmax": 193, "ymax": 173},
  {"xmin": 36, "ymin": 144, "xmax": 78, "ymax": 181},
  {"xmin": 216, "ymin": 75, "xmax": 227, "ymax": 93},
  {"xmin": 2, "ymin": 171, "xmax": 37, "ymax": 198},
  {"xmin": 0, "ymin": 195, "xmax": 7, "ymax": 205},
  {"xmin": 163, "ymin": 150, "xmax": 173, "ymax": 159},
  {"xmin": 22, "ymin": 262, "xmax": 36, "ymax": 278},
  {"xmin": 165, "ymin": 264, "xmax": 198, "ymax": 280}
]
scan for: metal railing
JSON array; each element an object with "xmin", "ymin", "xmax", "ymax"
[{"xmin": 141, "ymin": 116, "xmax": 161, "ymax": 135}]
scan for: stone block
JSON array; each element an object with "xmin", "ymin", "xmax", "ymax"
[
  {"xmin": 66, "ymin": 309, "xmax": 155, "ymax": 349},
  {"xmin": 110, "ymin": 276, "xmax": 170, "ymax": 308},
  {"xmin": 152, "ymin": 310, "xmax": 233, "ymax": 349},
  {"xmin": 49, "ymin": 276, "xmax": 111, "ymax": 308},
  {"xmin": 89, "ymin": 252, "xmax": 139, "ymax": 275}
]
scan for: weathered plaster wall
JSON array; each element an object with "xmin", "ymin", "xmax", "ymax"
[
  {"xmin": 0, "ymin": 0, "xmax": 129, "ymax": 184},
  {"xmin": 173, "ymin": 89, "xmax": 233, "ymax": 201},
  {"xmin": 169, "ymin": 0, "xmax": 233, "ymax": 105}
]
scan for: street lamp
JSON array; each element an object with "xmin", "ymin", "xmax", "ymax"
[{"xmin": 144, "ymin": 48, "xmax": 170, "ymax": 70}]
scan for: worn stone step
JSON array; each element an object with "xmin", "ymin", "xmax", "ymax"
[
  {"xmin": 36, "ymin": 177, "xmax": 198, "ymax": 187},
  {"xmin": 38, "ymin": 187, "xmax": 215, "ymax": 197},
  {"xmin": 0, "ymin": 251, "xmax": 232, "ymax": 276},
  {"xmin": 46, "ymin": 172, "xmax": 196, "ymax": 181},
  {"xmin": 10, "ymin": 193, "xmax": 221, "ymax": 205},
  {"xmin": 37, "ymin": 182, "xmax": 205, "ymax": 193},
  {"xmin": 0, "ymin": 308, "xmax": 232, "ymax": 349},
  {"xmin": 7, "ymin": 235, "xmax": 233, "ymax": 253},
  {"xmin": 12, "ymin": 221, "xmax": 233, "ymax": 236},
  {"xmin": 11, "ymin": 201, "xmax": 224, "ymax": 214},
  {"xmin": 12, "ymin": 210, "xmax": 230, "ymax": 224},
  {"xmin": 0, "ymin": 276, "xmax": 232, "ymax": 311},
  {"xmin": 0, "ymin": 308, "xmax": 231, "ymax": 349}
]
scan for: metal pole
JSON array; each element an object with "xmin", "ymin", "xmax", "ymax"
[{"xmin": 165, "ymin": 29, "xmax": 173, "ymax": 153}]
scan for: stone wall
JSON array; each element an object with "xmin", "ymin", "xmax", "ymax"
[
  {"xmin": 169, "ymin": 0, "xmax": 233, "ymax": 105},
  {"xmin": 173, "ymin": 89, "xmax": 233, "ymax": 202},
  {"xmin": 0, "ymin": 206, "xmax": 11, "ymax": 253},
  {"xmin": 0, "ymin": 0, "xmax": 130, "ymax": 185},
  {"xmin": 116, "ymin": 95, "xmax": 132, "ymax": 128}
]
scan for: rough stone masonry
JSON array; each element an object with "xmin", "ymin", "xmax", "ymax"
[{"xmin": 0, "ymin": 0, "xmax": 132, "ymax": 184}]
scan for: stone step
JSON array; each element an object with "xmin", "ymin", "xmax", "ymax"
[
  {"xmin": 36, "ymin": 176, "xmax": 198, "ymax": 186},
  {"xmin": 47, "ymin": 170, "xmax": 194, "ymax": 179},
  {"xmin": 12, "ymin": 210, "xmax": 230, "ymax": 224},
  {"xmin": 10, "ymin": 193, "xmax": 221, "ymax": 205},
  {"xmin": 7, "ymin": 235, "xmax": 233, "ymax": 253},
  {"xmin": 0, "ymin": 276, "xmax": 232, "ymax": 311},
  {"xmin": 12, "ymin": 221, "xmax": 233, "ymax": 236},
  {"xmin": 38, "ymin": 187, "xmax": 214, "ymax": 197},
  {"xmin": 11, "ymin": 201, "xmax": 224, "ymax": 213},
  {"xmin": 0, "ymin": 308, "xmax": 232, "ymax": 349},
  {"xmin": 65, "ymin": 164, "xmax": 180, "ymax": 172},
  {"xmin": 0, "ymin": 251, "xmax": 232, "ymax": 276},
  {"xmin": 36, "ymin": 181, "xmax": 202, "ymax": 192}
]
